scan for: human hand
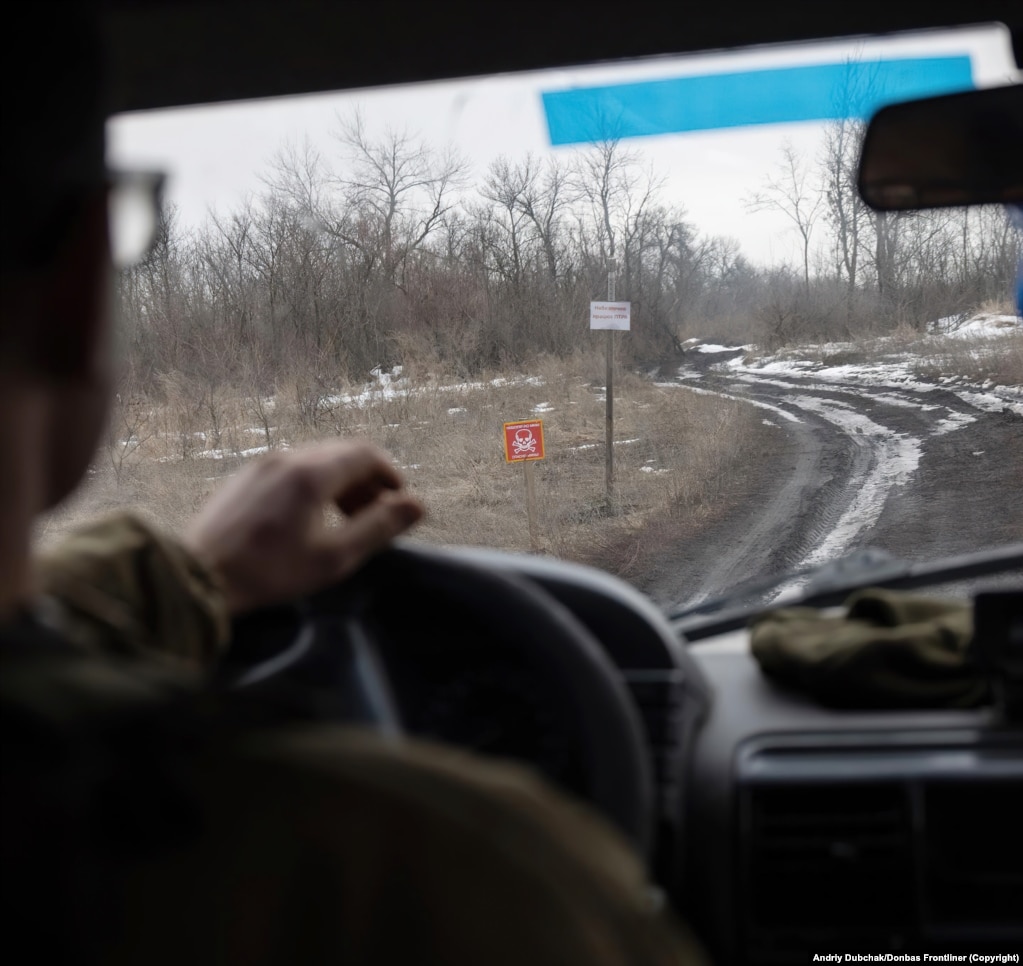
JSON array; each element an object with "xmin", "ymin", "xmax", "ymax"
[{"xmin": 183, "ymin": 441, "xmax": 423, "ymax": 615}]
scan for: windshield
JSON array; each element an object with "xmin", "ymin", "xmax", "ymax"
[{"xmin": 40, "ymin": 24, "xmax": 1022, "ymax": 619}]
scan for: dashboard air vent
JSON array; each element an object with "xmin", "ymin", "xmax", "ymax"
[
  {"xmin": 923, "ymin": 779, "xmax": 1023, "ymax": 927},
  {"xmin": 745, "ymin": 782, "xmax": 913, "ymax": 932}
]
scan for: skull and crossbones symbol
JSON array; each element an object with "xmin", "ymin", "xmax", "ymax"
[{"xmin": 512, "ymin": 428, "xmax": 537, "ymax": 455}]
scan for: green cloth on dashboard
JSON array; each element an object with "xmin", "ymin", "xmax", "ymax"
[{"xmin": 749, "ymin": 587, "xmax": 990, "ymax": 709}]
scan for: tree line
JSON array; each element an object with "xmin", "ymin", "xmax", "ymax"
[{"xmin": 117, "ymin": 111, "xmax": 1020, "ymax": 396}]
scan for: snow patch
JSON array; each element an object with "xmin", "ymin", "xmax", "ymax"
[
  {"xmin": 660, "ymin": 381, "xmax": 802, "ymax": 424},
  {"xmin": 934, "ymin": 411, "xmax": 977, "ymax": 435},
  {"xmin": 955, "ymin": 390, "xmax": 1023, "ymax": 417},
  {"xmin": 929, "ymin": 313, "xmax": 1021, "ymax": 338},
  {"xmin": 778, "ymin": 394, "xmax": 922, "ymax": 574}
]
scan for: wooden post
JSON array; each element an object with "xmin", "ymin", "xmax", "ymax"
[
  {"xmin": 524, "ymin": 460, "xmax": 539, "ymax": 552},
  {"xmin": 605, "ymin": 266, "xmax": 615, "ymax": 508}
]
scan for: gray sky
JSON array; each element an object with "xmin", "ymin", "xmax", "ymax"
[{"xmin": 108, "ymin": 24, "xmax": 1018, "ymax": 268}]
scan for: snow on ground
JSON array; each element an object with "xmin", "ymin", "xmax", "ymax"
[
  {"xmin": 723, "ymin": 313, "xmax": 1023, "ymax": 416},
  {"xmin": 154, "ymin": 443, "xmax": 280, "ymax": 463},
  {"xmin": 953, "ymin": 391, "xmax": 1022, "ymax": 415},
  {"xmin": 934, "ymin": 411, "xmax": 977, "ymax": 435},
  {"xmin": 781, "ymin": 395, "xmax": 922, "ymax": 568},
  {"xmin": 198, "ymin": 444, "xmax": 276, "ymax": 460},
  {"xmin": 694, "ymin": 343, "xmax": 737, "ymax": 353},
  {"xmin": 324, "ymin": 368, "xmax": 548, "ymax": 408},
  {"xmin": 674, "ymin": 312, "xmax": 1019, "ymax": 602},
  {"xmin": 657, "ymin": 381, "xmax": 803, "ymax": 424},
  {"xmin": 132, "ymin": 366, "xmax": 562, "ymax": 461},
  {"xmin": 125, "ymin": 315, "xmax": 1017, "ymax": 466},
  {"xmin": 928, "ymin": 313, "xmax": 1021, "ymax": 338}
]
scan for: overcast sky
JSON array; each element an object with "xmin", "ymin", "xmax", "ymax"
[{"xmin": 108, "ymin": 23, "xmax": 1018, "ymax": 268}]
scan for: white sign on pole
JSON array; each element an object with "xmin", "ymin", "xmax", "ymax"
[{"xmin": 589, "ymin": 300, "xmax": 631, "ymax": 330}]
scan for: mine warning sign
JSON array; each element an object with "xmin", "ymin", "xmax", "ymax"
[{"xmin": 503, "ymin": 419, "xmax": 546, "ymax": 462}]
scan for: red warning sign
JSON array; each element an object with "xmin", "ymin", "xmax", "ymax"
[{"xmin": 503, "ymin": 419, "xmax": 545, "ymax": 462}]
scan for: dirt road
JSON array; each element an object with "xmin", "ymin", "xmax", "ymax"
[{"xmin": 639, "ymin": 348, "xmax": 1023, "ymax": 614}]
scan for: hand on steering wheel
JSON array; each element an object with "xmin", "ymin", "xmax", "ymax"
[{"xmin": 183, "ymin": 440, "xmax": 423, "ymax": 615}]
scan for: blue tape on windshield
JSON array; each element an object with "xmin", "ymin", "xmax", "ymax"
[{"xmin": 542, "ymin": 56, "xmax": 975, "ymax": 144}]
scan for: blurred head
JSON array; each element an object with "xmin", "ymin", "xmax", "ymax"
[{"xmin": 0, "ymin": 3, "xmax": 115, "ymax": 509}]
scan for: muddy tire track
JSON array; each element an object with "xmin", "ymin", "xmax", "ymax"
[{"xmin": 639, "ymin": 357, "xmax": 1023, "ymax": 613}]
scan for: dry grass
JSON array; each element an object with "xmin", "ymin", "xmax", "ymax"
[
  {"xmin": 34, "ymin": 348, "xmax": 760, "ymax": 582},
  {"xmin": 977, "ymin": 297, "xmax": 1018, "ymax": 317},
  {"xmin": 40, "ymin": 304, "xmax": 1016, "ymax": 582},
  {"xmin": 909, "ymin": 329, "xmax": 1023, "ymax": 387},
  {"xmin": 739, "ymin": 309, "xmax": 1023, "ymax": 390}
]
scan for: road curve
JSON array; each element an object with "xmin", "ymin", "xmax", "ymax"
[{"xmin": 640, "ymin": 350, "xmax": 1023, "ymax": 614}]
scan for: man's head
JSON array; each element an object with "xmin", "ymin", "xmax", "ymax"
[{"xmin": 1, "ymin": 3, "xmax": 114, "ymax": 510}]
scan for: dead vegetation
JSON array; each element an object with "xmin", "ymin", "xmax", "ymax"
[
  {"xmin": 35, "ymin": 347, "xmax": 760, "ymax": 582},
  {"xmin": 40, "ymin": 302, "xmax": 1018, "ymax": 585},
  {"xmin": 738, "ymin": 306, "xmax": 1023, "ymax": 391}
]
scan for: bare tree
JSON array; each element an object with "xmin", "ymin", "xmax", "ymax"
[
  {"xmin": 820, "ymin": 118, "xmax": 867, "ymax": 298},
  {"xmin": 331, "ymin": 110, "xmax": 468, "ymax": 287},
  {"xmin": 517, "ymin": 155, "xmax": 571, "ymax": 281},
  {"xmin": 107, "ymin": 366, "xmax": 156, "ymax": 484},
  {"xmin": 261, "ymin": 137, "xmax": 328, "ymax": 216},
  {"xmin": 478, "ymin": 156, "xmax": 532, "ymax": 286},
  {"xmin": 745, "ymin": 140, "xmax": 823, "ymax": 291},
  {"xmin": 572, "ymin": 138, "xmax": 637, "ymax": 266}
]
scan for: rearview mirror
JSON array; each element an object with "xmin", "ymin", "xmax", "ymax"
[{"xmin": 858, "ymin": 84, "xmax": 1023, "ymax": 211}]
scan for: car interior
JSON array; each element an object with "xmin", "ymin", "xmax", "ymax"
[{"xmin": 85, "ymin": 2, "xmax": 1023, "ymax": 962}]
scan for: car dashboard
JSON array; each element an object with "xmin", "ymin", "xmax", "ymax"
[
  {"xmin": 686, "ymin": 633, "xmax": 1022, "ymax": 963},
  {"xmin": 379, "ymin": 546, "xmax": 1023, "ymax": 965}
]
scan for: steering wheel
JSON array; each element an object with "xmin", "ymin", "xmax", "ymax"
[{"xmin": 221, "ymin": 542, "xmax": 654, "ymax": 862}]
